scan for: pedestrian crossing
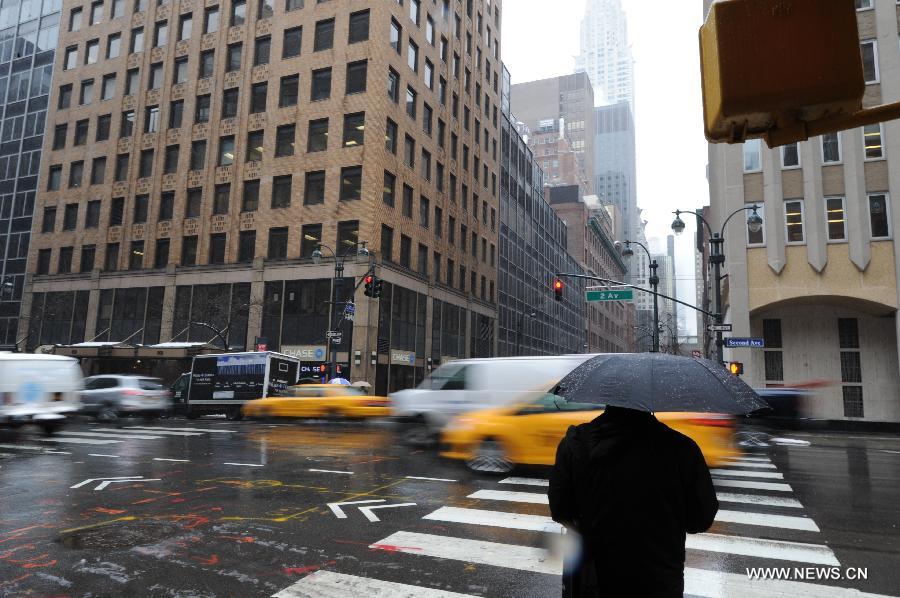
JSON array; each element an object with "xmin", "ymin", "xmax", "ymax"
[
  {"xmin": 275, "ymin": 452, "xmax": 894, "ymax": 598},
  {"xmin": 1, "ymin": 424, "xmax": 236, "ymax": 454}
]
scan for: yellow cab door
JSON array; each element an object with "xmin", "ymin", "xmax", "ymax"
[{"xmin": 504, "ymin": 395, "xmax": 603, "ymax": 465}]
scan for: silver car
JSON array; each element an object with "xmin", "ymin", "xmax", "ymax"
[{"xmin": 80, "ymin": 375, "xmax": 172, "ymax": 421}]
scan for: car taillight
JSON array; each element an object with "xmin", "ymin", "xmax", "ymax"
[
  {"xmin": 689, "ymin": 415, "xmax": 734, "ymax": 428},
  {"xmin": 122, "ymin": 389, "xmax": 143, "ymax": 397}
]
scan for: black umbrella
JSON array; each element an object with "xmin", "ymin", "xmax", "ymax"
[{"xmin": 554, "ymin": 353, "xmax": 768, "ymax": 415}]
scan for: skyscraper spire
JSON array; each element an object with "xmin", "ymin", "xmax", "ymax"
[{"xmin": 575, "ymin": 0, "xmax": 635, "ymax": 111}]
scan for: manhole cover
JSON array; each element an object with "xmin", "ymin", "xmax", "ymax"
[{"xmin": 59, "ymin": 522, "xmax": 182, "ymax": 550}]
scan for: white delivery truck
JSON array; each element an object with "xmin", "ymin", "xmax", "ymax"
[
  {"xmin": 0, "ymin": 353, "xmax": 82, "ymax": 434},
  {"xmin": 389, "ymin": 354, "xmax": 597, "ymax": 445},
  {"xmin": 184, "ymin": 351, "xmax": 301, "ymax": 420}
]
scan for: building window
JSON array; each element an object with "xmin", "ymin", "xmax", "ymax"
[
  {"xmin": 36, "ymin": 249, "xmax": 52, "ymax": 275},
  {"xmin": 279, "ymin": 74, "xmax": 299, "ymax": 107},
  {"xmin": 784, "ymin": 200, "xmax": 804, "ymax": 244},
  {"xmin": 402, "ymin": 184, "xmax": 413, "ymax": 218},
  {"xmin": 190, "ymin": 140, "xmax": 207, "ymax": 170},
  {"xmin": 80, "ymin": 79, "xmax": 95, "ymax": 105},
  {"xmin": 104, "ymin": 243, "xmax": 119, "ymax": 271},
  {"xmin": 114, "ymin": 154, "xmax": 129, "ymax": 182},
  {"xmin": 69, "ymin": 161, "xmax": 84, "ymax": 187},
  {"xmin": 856, "ymin": 0, "xmax": 873, "ymax": 9},
  {"xmin": 307, "ymin": 118, "xmax": 329, "ymax": 152},
  {"xmin": 218, "ymin": 136, "xmax": 235, "ymax": 166},
  {"xmin": 230, "ymin": 0, "xmax": 246, "ymax": 26},
  {"xmin": 342, "ymin": 112, "xmax": 365, "ymax": 147},
  {"xmin": 822, "ymin": 132, "xmax": 841, "ymax": 163},
  {"xmin": 154, "ymin": 20, "xmax": 168, "ymax": 47},
  {"xmin": 226, "ymin": 42, "xmax": 242, "ymax": 72},
  {"xmin": 199, "ymin": 50, "xmax": 214, "ymax": 78},
  {"xmin": 130, "ymin": 27, "xmax": 144, "ymax": 53},
  {"xmin": 399, "ymin": 235, "xmax": 411, "ymax": 268},
  {"xmin": 258, "ymin": 0, "xmax": 274, "ymax": 18},
  {"xmin": 254, "ymin": 35, "xmax": 270, "ymax": 65},
  {"xmin": 404, "ymin": 135, "xmax": 415, "ymax": 168},
  {"xmin": 133, "ymin": 194, "xmax": 149, "ymax": 223},
  {"xmin": 213, "ymin": 183, "xmax": 230, "ymax": 214},
  {"xmin": 80, "ymin": 245, "xmax": 96, "ymax": 273},
  {"xmin": 222, "ymin": 88, "xmax": 239, "ymax": 118},
  {"xmin": 159, "ymin": 192, "xmax": 174, "ymax": 220},
  {"xmin": 406, "ymin": 86, "xmax": 417, "ymax": 119},
  {"xmin": 267, "ymin": 227, "xmax": 288, "ymax": 259},
  {"xmin": 301, "ymin": 224, "xmax": 322, "ymax": 257},
  {"xmin": 172, "ymin": 57, "xmax": 188, "ymax": 84},
  {"xmin": 272, "ymin": 175, "xmax": 292, "ymax": 208},
  {"xmin": 381, "ymin": 225, "xmax": 394, "ymax": 262},
  {"xmin": 148, "ymin": 63, "xmax": 163, "ymax": 89},
  {"xmin": 349, "ymin": 9, "xmax": 369, "ymax": 43},
  {"xmin": 781, "ymin": 143, "xmax": 800, "ymax": 168},
  {"xmin": 186, "ymin": 188, "xmax": 202, "ymax": 217},
  {"xmin": 64, "ymin": 46, "xmax": 78, "ymax": 70},
  {"xmin": 345, "ymin": 60, "xmax": 367, "ymax": 94},
  {"xmin": 250, "ymin": 82, "xmax": 267, "ymax": 113},
  {"xmin": 59, "ymin": 84, "xmax": 73, "ymax": 108},
  {"xmin": 868, "ymin": 193, "xmax": 891, "ymax": 239},
  {"xmin": 408, "ymin": 39, "xmax": 418, "ymax": 72},
  {"xmin": 145, "ymin": 105, "xmax": 160, "ymax": 133},
  {"xmin": 742, "ymin": 138, "xmax": 761, "ymax": 172},
  {"xmin": 138, "ymin": 149, "xmax": 153, "ymax": 178},
  {"xmin": 863, "ymin": 124, "xmax": 883, "ymax": 159},
  {"xmin": 419, "ymin": 195, "xmax": 430, "ymax": 228},
  {"xmin": 42, "ymin": 207, "xmax": 57, "ymax": 233},
  {"xmin": 385, "ymin": 118, "xmax": 398, "ymax": 154},
  {"xmin": 842, "ymin": 387, "xmax": 864, "ymax": 418},
  {"xmin": 97, "ymin": 114, "xmax": 112, "ymax": 140},
  {"xmin": 125, "ymin": 69, "xmax": 139, "ymax": 95},
  {"xmin": 209, "ymin": 233, "xmax": 227, "ymax": 264},
  {"xmin": 204, "ymin": 6, "xmax": 219, "ymax": 33},
  {"xmin": 246, "ymin": 130, "xmax": 264, "ymax": 161},
  {"xmin": 304, "ymin": 171, "xmax": 325, "ymax": 205},
  {"xmin": 129, "ymin": 240, "xmax": 144, "ymax": 270},
  {"xmin": 839, "ymin": 318, "xmax": 863, "ymax": 417},
  {"xmin": 91, "ymin": 157, "xmax": 106, "ymax": 184},
  {"xmin": 283, "ymin": 26, "xmax": 302, "ymax": 58},
  {"xmin": 390, "ymin": 19, "xmax": 402, "ymax": 54},
  {"xmin": 179, "ymin": 14, "xmax": 192, "ymax": 40},
  {"xmin": 860, "ymin": 40, "xmax": 878, "ymax": 84},
  {"xmin": 826, "ymin": 197, "xmax": 846, "ymax": 242},
  {"xmin": 195, "ymin": 95, "xmax": 211, "ymax": 123},
  {"xmin": 311, "ymin": 67, "xmax": 332, "ymax": 100},
  {"xmin": 181, "ymin": 236, "xmax": 198, "ymax": 266},
  {"xmin": 314, "ymin": 18, "xmax": 334, "ymax": 51},
  {"xmin": 154, "ymin": 239, "xmax": 170, "ymax": 268},
  {"xmin": 336, "ymin": 220, "xmax": 359, "ymax": 251},
  {"xmin": 242, "ymin": 179, "xmax": 260, "ymax": 212},
  {"xmin": 417, "ymin": 243, "xmax": 428, "ymax": 276},
  {"xmin": 340, "ymin": 166, "xmax": 362, "ymax": 201},
  {"xmin": 238, "ymin": 230, "xmax": 256, "ymax": 262},
  {"xmin": 383, "ymin": 171, "xmax": 396, "ymax": 207},
  {"xmin": 86, "ymin": 39, "xmax": 99, "ymax": 64}
]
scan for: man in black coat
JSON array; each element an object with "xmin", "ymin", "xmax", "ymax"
[{"xmin": 548, "ymin": 405, "xmax": 719, "ymax": 597}]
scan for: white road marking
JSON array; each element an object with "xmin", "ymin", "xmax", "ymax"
[
  {"xmin": 92, "ymin": 428, "xmax": 203, "ymax": 436},
  {"xmin": 405, "ymin": 476, "xmax": 458, "ymax": 482},
  {"xmin": 772, "ymin": 437, "xmax": 812, "ymax": 446},
  {"xmin": 153, "ymin": 458, "xmax": 190, "ymax": 462},
  {"xmin": 715, "ymin": 509, "xmax": 819, "ymax": 532},
  {"xmin": 94, "ymin": 477, "xmax": 160, "ymax": 490},
  {"xmin": 125, "ymin": 426, "xmax": 236, "ymax": 433},
  {"xmin": 0, "ymin": 443, "xmax": 45, "ymax": 451},
  {"xmin": 38, "ymin": 437, "xmax": 122, "ymax": 445},
  {"xmin": 715, "ymin": 492, "xmax": 803, "ymax": 508},
  {"xmin": 308, "ymin": 469, "xmax": 353, "ymax": 475},
  {"xmin": 70, "ymin": 476, "xmax": 144, "ymax": 489},
  {"xmin": 273, "ymin": 570, "xmax": 481, "ymax": 598},
  {"xmin": 684, "ymin": 567, "xmax": 896, "ymax": 598},
  {"xmin": 723, "ymin": 455, "xmax": 771, "ymax": 463},
  {"xmin": 711, "ymin": 469, "xmax": 784, "ymax": 479},
  {"xmin": 358, "ymin": 502, "xmax": 418, "ymax": 522},
  {"xmin": 328, "ymin": 499, "xmax": 385, "ymax": 519},
  {"xmin": 716, "ymin": 461, "xmax": 777, "ymax": 469},
  {"xmin": 879, "ymin": 450, "xmax": 900, "ymax": 455},
  {"xmin": 57, "ymin": 431, "xmax": 163, "ymax": 440},
  {"xmin": 44, "ymin": 450, "xmax": 72, "ymax": 455},
  {"xmin": 499, "ymin": 477, "xmax": 549, "ymax": 487},
  {"xmin": 88, "ymin": 453, "xmax": 121, "ymax": 458},
  {"xmin": 223, "ymin": 462, "xmax": 264, "ymax": 467},
  {"xmin": 469, "ymin": 489, "xmax": 548, "ymax": 505},
  {"xmin": 713, "ymin": 479, "xmax": 793, "ymax": 492},
  {"xmin": 423, "ymin": 506, "xmax": 564, "ymax": 533},
  {"xmin": 370, "ymin": 531, "xmax": 561, "ymax": 575},
  {"xmin": 688, "ymin": 533, "xmax": 839, "ymax": 566}
]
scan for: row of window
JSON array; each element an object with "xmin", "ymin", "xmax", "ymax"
[
  {"xmin": 744, "ymin": 193, "xmax": 892, "ymax": 246},
  {"xmin": 743, "ymin": 125, "xmax": 884, "ymax": 173}
]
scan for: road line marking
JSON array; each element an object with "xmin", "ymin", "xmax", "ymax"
[
  {"xmin": 44, "ymin": 451, "xmax": 72, "ymax": 455},
  {"xmin": 879, "ymin": 450, "xmax": 900, "ymax": 454},
  {"xmin": 88, "ymin": 454, "xmax": 121, "ymax": 458},
  {"xmin": 370, "ymin": 531, "xmax": 561, "ymax": 575},
  {"xmin": 711, "ymin": 469, "xmax": 784, "ymax": 479},
  {"xmin": 405, "ymin": 476, "xmax": 458, "ymax": 482},
  {"xmin": 688, "ymin": 533, "xmax": 839, "ymax": 566},
  {"xmin": 715, "ymin": 509, "xmax": 819, "ymax": 532},
  {"xmin": 57, "ymin": 431, "xmax": 164, "ymax": 440},
  {"xmin": 469, "ymin": 489, "xmax": 548, "ymax": 505},
  {"xmin": 223, "ymin": 462, "xmax": 264, "ymax": 467},
  {"xmin": 125, "ymin": 426, "xmax": 236, "ymax": 433},
  {"xmin": 70, "ymin": 476, "xmax": 144, "ymax": 488},
  {"xmin": 423, "ymin": 507, "xmax": 563, "ymax": 533},
  {"xmin": 716, "ymin": 461, "xmax": 777, "ymax": 469},
  {"xmin": 499, "ymin": 477, "xmax": 549, "ymax": 487},
  {"xmin": 0, "ymin": 443, "xmax": 45, "ymax": 451},
  {"xmin": 38, "ymin": 437, "xmax": 122, "ymax": 445},
  {"xmin": 308, "ymin": 469, "xmax": 353, "ymax": 475},
  {"xmin": 713, "ymin": 479, "xmax": 793, "ymax": 492},
  {"xmin": 153, "ymin": 458, "xmax": 190, "ymax": 462},
  {"xmin": 328, "ymin": 499, "xmax": 385, "ymax": 519},
  {"xmin": 92, "ymin": 428, "xmax": 203, "ymax": 436},
  {"xmin": 771, "ymin": 437, "xmax": 811, "ymax": 446},
  {"xmin": 723, "ymin": 455, "xmax": 771, "ymax": 463},
  {"xmin": 273, "ymin": 570, "xmax": 482, "ymax": 598},
  {"xmin": 715, "ymin": 492, "xmax": 803, "ymax": 508},
  {"xmin": 685, "ymin": 566, "xmax": 895, "ymax": 597}
]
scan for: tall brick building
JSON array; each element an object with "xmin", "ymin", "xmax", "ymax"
[{"xmin": 21, "ymin": 0, "xmax": 504, "ymax": 392}]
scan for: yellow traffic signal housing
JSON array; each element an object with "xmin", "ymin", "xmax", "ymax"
[
  {"xmin": 701, "ymin": 0, "xmax": 869, "ymax": 147},
  {"xmin": 729, "ymin": 362, "xmax": 744, "ymax": 376}
]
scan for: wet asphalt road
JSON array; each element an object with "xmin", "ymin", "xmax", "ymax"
[{"xmin": 0, "ymin": 418, "xmax": 899, "ymax": 598}]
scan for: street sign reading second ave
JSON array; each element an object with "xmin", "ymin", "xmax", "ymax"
[
  {"xmin": 724, "ymin": 337, "xmax": 765, "ymax": 348},
  {"xmin": 586, "ymin": 289, "xmax": 634, "ymax": 302}
]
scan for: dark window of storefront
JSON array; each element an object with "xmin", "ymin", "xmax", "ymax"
[
  {"xmin": 26, "ymin": 291, "xmax": 90, "ymax": 349},
  {"xmin": 170, "ymin": 283, "xmax": 250, "ymax": 349}
]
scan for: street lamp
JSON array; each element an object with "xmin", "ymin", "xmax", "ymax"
[
  {"xmin": 314, "ymin": 240, "xmax": 370, "ymax": 380},
  {"xmin": 672, "ymin": 205, "xmax": 762, "ymax": 364},
  {"xmin": 616, "ymin": 240, "xmax": 659, "ymax": 353}
]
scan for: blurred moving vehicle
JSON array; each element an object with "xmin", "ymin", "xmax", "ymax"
[
  {"xmin": 79, "ymin": 375, "xmax": 172, "ymax": 421},
  {"xmin": 390, "ymin": 355, "xmax": 596, "ymax": 445},
  {"xmin": 170, "ymin": 372, "xmax": 191, "ymax": 415},
  {"xmin": 441, "ymin": 393, "xmax": 738, "ymax": 473},
  {"xmin": 0, "ymin": 353, "xmax": 82, "ymax": 434},
  {"xmin": 242, "ymin": 384, "xmax": 390, "ymax": 419}
]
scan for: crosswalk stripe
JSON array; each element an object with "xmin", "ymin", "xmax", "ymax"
[
  {"xmin": 715, "ymin": 492, "xmax": 803, "ymax": 508},
  {"xmin": 717, "ymin": 461, "xmax": 777, "ymax": 469},
  {"xmin": 91, "ymin": 428, "xmax": 203, "ymax": 436},
  {"xmin": 684, "ymin": 567, "xmax": 894, "ymax": 598},
  {"xmin": 723, "ymin": 455, "xmax": 771, "ymax": 463},
  {"xmin": 713, "ymin": 479, "xmax": 792, "ymax": 492},
  {"xmin": 711, "ymin": 469, "xmax": 784, "ymax": 479},
  {"xmin": 469, "ymin": 489, "xmax": 548, "ymax": 504},
  {"xmin": 124, "ymin": 426, "xmax": 236, "ymax": 434},
  {"xmin": 55, "ymin": 431, "xmax": 164, "ymax": 440},
  {"xmin": 0, "ymin": 443, "xmax": 45, "ymax": 451},
  {"xmin": 498, "ymin": 477, "xmax": 549, "ymax": 487},
  {"xmin": 715, "ymin": 509, "xmax": 819, "ymax": 532},
  {"xmin": 423, "ymin": 506, "xmax": 563, "ymax": 533},
  {"xmin": 688, "ymin": 533, "xmax": 839, "ymax": 566},
  {"xmin": 273, "ymin": 570, "xmax": 481, "ymax": 598},
  {"xmin": 38, "ymin": 437, "xmax": 122, "ymax": 445},
  {"xmin": 370, "ymin": 531, "xmax": 561, "ymax": 575}
]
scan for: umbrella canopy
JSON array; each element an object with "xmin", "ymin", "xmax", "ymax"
[
  {"xmin": 328, "ymin": 377, "xmax": 351, "ymax": 385},
  {"xmin": 554, "ymin": 353, "xmax": 768, "ymax": 415}
]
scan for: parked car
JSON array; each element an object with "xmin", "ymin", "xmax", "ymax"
[
  {"xmin": 0, "ymin": 353, "xmax": 82, "ymax": 434},
  {"xmin": 79, "ymin": 375, "xmax": 172, "ymax": 421}
]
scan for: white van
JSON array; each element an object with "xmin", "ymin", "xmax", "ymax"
[
  {"xmin": 0, "ymin": 353, "xmax": 83, "ymax": 434},
  {"xmin": 389, "ymin": 355, "xmax": 597, "ymax": 444}
]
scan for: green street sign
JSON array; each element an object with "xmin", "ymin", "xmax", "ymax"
[{"xmin": 586, "ymin": 289, "xmax": 634, "ymax": 302}]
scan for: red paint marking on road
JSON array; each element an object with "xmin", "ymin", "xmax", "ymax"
[
  {"xmin": 9, "ymin": 552, "xmax": 50, "ymax": 564},
  {"xmin": 94, "ymin": 508, "xmax": 126, "ymax": 515},
  {"xmin": 0, "ymin": 544, "xmax": 36, "ymax": 559},
  {"xmin": 0, "ymin": 573, "xmax": 31, "ymax": 585},
  {"xmin": 131, "ymin": 498, "xmax": 157, "ymax": 505},
  {"xmin": 370, "ymin": 543, "xmax": 423, "ymax": 553},
  {"xmin": 22, "ymin": 559, "xmax": 57, "ymax": 569},
  {"xmin": 283, "ymin": 560, "xmax": 337, "ymax": 576},
  {"xmin": 184, "ymin": 516, "xmax": 210, "ymax": 530},
  {"xmin": 192, "ymin": 554, "xmax": 219, "ymax": 565},
  {"xmin": 219, "ymin": 535, "xmax": 255, "ymax": 544},
  {"xmin": 170, "ymin": 498, "xmax": 186, "ymax": 503}
]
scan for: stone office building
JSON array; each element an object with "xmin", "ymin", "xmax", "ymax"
[{"xmin": 21, "ymin": 0, "xmax": 505, "ymax": 392}]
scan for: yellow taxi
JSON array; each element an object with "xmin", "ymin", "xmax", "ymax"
[
  {"xmin": 441, "ymin": 394, "xmax": 738, "ymax": 473},
  {"xmin": 242, "ymin": 384, "xmax": 390, "ymax": 419}
]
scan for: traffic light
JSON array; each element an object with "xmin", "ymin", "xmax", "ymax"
[
  {"xmin": 363, "ymin": 275, "xmax": 374, "ymax": 297},
  {"xmin": 728, "ymin": 362, "xmax": 744, "ymax": 376},
  {"xmin": 373, "ymin": 278, "xmax": 384, "ymax": 298},
  {"xmin": 553, "ymin": 278, "xmax": 564, "ymax": 302}
]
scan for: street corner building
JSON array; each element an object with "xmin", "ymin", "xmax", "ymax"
[
  {"xmin": 704, "ymin": 0, "xmax": 900, "ymax": 423},
  {"xmin": 17, "ymin": 0, "xmax": 519, "ymax": 393}
]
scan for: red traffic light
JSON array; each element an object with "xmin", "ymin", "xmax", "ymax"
[
  {"xmin": 364, "ymin": 275, "xmax": 374, "ymax": 284},
  {"xmin": 554, "ymin": 279, "xmax": 564, "ymax": 301}
]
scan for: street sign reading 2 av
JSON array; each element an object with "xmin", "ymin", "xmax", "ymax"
[{"xmin": 586, "ymin": 289, "xmax": 634, "ymax": 302}]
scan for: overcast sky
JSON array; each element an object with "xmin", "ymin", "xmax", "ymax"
[{"xmin": 502, "ymin": 1, "xmax": 708, "ymax": 335}]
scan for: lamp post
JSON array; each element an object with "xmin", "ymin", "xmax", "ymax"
[
  {"xmin": 671, "ymin": 205, "xmax": 763, "ymax": 365},
  {"xmin": 311, "ymin": 240, "xmax": 369, "ymax": 381},
  {"xmin": 617, "ymin": 240, "xmax": 659, "ymax": 353}
]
